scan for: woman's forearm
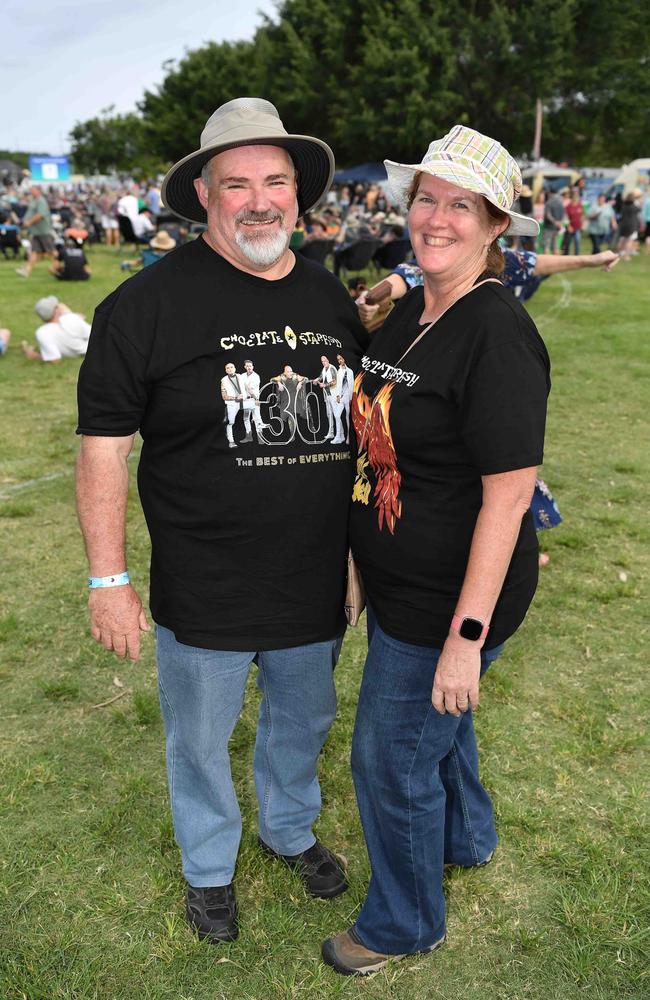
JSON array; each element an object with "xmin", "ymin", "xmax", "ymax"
[{"xmin": 453, "ymin": 468, "xmax": 537, "ymax": 634}]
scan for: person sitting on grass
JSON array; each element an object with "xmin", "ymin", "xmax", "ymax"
[
  {"xmin": 120, "ymin": 230, "xmax": 176, "ymax": 271},
  {"xmin": 0, "ymin": 328, "xmax": 11, "ymax": 356},
  {"xmin": 21, "ymin": 296, "xmax": 91, "ymax": 363},
  {"xmin": 50, "ymin": 237, "xmax": 91, "ymax": 281}
]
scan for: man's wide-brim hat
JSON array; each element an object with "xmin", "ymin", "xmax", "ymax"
[
  {"xmin": 161, "ymin": 97, "xmax": 335, "ymax": 224},
  {"xmin": 384, "ymin": 125, "xmax": 539, "ymax": 238}
]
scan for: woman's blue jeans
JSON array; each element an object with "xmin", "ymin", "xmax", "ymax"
[
  {"xmin": 156, "ymin": 625, "xmax": 342, "ymax": 888},
  {"xmin": 351, "ymin": 610, "xmax": 503, "ymax": 955}
]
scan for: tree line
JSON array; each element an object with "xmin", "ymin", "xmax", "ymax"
[{"xmin": 69, "ymin": 0, "xmax": 649, "ymax": 176}]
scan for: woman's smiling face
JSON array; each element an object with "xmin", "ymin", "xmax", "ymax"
[{"xmin": 408, "ymin": 174, "xmax": 500, "ymax": 280}]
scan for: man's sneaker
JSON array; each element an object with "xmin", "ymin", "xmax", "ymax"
[
  {"xmin": 258, "ymin": 836, "xmax": 348, "ymax": 898},
  {"xmin": 15, "ymin": 268, "xmax": 29, "ymax": 277},
  {"xmin": 186, "ymin": 882, "xmax": 238, "ymax": 943},
  {"xmin": 322, "ymin": 926, "xmax": 445, "ymax": 976}
]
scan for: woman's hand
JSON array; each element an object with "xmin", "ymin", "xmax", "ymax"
[{"xmin": 432, "ymin": 633, "xmax": 481, "ymax": 716}]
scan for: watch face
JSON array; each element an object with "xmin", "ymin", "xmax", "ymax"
[{"xmin": 459, "ymin": 617, "xmax": 483, "ymax": 641}]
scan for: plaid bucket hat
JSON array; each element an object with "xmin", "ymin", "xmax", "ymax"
[
  {"xmin": 161, "ymin": 97, "xmax": 335, "ymax": 224},
  {"xmin": 384, "ymin": 125, "xmax": 539, "ymax": 237}
]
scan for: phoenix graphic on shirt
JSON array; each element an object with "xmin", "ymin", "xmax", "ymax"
[{"xmin": 351, "ymin": 372, "xmax": 402, "ymax": 534}]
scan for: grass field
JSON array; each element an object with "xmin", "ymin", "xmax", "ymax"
[{"xmin": 0, "ymin": 245, "xmax": 648, "ymax": 1000}]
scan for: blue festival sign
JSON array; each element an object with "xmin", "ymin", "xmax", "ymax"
[{"xmin": 28, "ymin": 156, "xmax": 71, "ymax": 182}]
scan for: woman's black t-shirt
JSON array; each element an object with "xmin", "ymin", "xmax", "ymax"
[{"xmin": 350, "ymin": 281, "xmax": 551, "ymax": 649}]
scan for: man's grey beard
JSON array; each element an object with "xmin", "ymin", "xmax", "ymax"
[{"xmin": 234, "ymin": 212, "xmax": 290, "ymax": 266}]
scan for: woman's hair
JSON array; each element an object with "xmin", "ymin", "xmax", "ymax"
[{"xmin": 407, "ymin": 171, "xmax": 509, "ymax": 274}]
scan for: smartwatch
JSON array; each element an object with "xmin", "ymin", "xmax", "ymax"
[{"xmin": 451, "ymin": 614, "xmax": 489, "ymax": 641}]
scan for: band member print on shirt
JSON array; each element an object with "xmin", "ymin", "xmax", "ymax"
[
  {"xmin": 221, "ymin": 359, "xmax": 348, "ymax": 448},
  {"xmin": 336, "ymin": 353, "xmax": 354, "ymax": 445},
  {"xmin": 313, "ymin": 355, "xmax": 342, "ymax": 444},
  {"xmin": 221, "ymin": 362, "xmax": 245, "ymax": 449}
]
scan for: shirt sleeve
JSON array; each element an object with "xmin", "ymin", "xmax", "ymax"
[
  {"xmin": 460, "ymin": 318, "xmax": 550, "ymax": 476},
  {"xmin": 76, "ymin": 308, "xmax": 149, "ymax": 436}
]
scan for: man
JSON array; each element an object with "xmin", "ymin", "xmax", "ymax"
[
  {"xmin": 542, "ymin": 189, "xmax": 565, "ymax": 254},
  {"xmin": 335, "ymin": 353, "xmax": 354, "ymax": 444},
  {"xmin": 50, "ymin": 237, "xmax": 91, "ymax": 281},
  {"xmin": 240, "ymin": 359, "xmax": 268, "ymax": 443},
  {"xmin": 220, "ymin": 361, "xmax": 244, "ymax": 447},
  {"xmin": 16, "ymin": 184, "xmax": 55, "ymax": 277},
  {"xmin": 269, "ymin": 363, "xmax": 310, "ymax": 433},
  {"xmin": 75, "ymin": 97, "xmax": 367, "ymax": 945},
  {"xmin": 315, "ymin": 354, "xmax": 339, "ymax": 441},
  {"xmin": 22, "ymin": 296, "xmax": 91, "ymax": 362},
  {"xmin": 116, "ymin": 186, "xmax": 140, "ymax": 224},
  {"xmin": 131, "ymin": 207, "xmax": 155, "ymax": 242}
]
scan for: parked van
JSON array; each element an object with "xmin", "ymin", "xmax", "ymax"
[{"xmin": 522, "ymin": 167, "xmax": 581, "ymax": 198}]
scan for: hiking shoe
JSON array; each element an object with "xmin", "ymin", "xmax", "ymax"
[
  {"xmin": 258, "ymin": 836, "xmax": 348, "ymax": 898},
  {"xmin": 186, "ymin": 882, "xmax": 238, "ymax": 943},
  {"xmin": 322, "ymin": 926, "xmax": 445, "ymax": 976}
]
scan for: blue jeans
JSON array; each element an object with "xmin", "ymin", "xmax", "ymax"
[
  {"xmin": 351, "ymin": 610, "xmax": 503, "ymax": 954},
  {"xmin": 156, "ymin": 626, "xmax": 342, "ymax": 887}
]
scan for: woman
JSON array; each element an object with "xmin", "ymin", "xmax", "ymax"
[{"xmin": 322, "ymin": 126, "xmax": 550, "ymax": 976}]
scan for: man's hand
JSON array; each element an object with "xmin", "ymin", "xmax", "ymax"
[
  {"xmin": 88, "ymin": 584, "xmax": 151, "ymax": 661},
  {"xmin": 432, "ymin": 633, "xmax": 481, "ymax": 716}
]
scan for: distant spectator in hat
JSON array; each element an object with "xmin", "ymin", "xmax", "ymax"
[
  {"xmin": 50, "ymin": 237, "xmax": 91, "ymax": 281},
  {"xmin": 15, "ymin": 184, "xmax": 55, "ymax": 277},
  {"xmin": 132, "ymin": 207, "xmax": 156, "ymax": 242},
  {"xmin": 121, "ymin": 230, "xmax": 177, "ymax": 271},
  {"xmin": 21, "ymin": 296, "xmax": 91, "ymax": 362}
]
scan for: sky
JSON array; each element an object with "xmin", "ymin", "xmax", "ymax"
[{"xmin": 1, "ymin": 0, "xmax": 278, "ymax": 156}]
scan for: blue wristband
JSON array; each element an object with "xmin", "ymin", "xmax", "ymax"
[{"xmin": 88, "ymin": 571, "xmax": 130, "ymax": 589}]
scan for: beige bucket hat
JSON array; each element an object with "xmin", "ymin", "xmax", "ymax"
[
  {"xmin": 384, "ymin": 125, "xmax": 539, "ymax": 238},
  {"xmin": 149, "ymin": 231, "xmax": 176, "ymax": 251},
  {"xmin": 161, "ymin": 97, "xmax": 335, "ymax": 224}
]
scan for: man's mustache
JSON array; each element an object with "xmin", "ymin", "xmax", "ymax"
[{"xmin": 236, "ymin": 211, "xmax": 284, "ymax": 224}]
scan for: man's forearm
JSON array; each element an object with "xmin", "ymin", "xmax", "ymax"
[{"xmin": 76, "ymin": 437, "xmax": 133, "ymax": 575}]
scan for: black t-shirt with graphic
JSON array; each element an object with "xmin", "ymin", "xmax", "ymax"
[
  {"xmin": 77, "ymin": 237, "xmax": 368, "ymax": 650},
  {"xmin": 350, "ymin": 281, "xmax": 550, "ymax": 649}
]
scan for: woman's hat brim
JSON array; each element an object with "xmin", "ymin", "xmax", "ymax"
[
  {"xmin": 162, "ymin": 136, "xmax": 335, "ymax": 224},
  {"xmin": 384, "ymin": 159, "xmax": 540, "ymax": 238}
]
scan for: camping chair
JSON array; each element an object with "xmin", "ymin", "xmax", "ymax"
[
  {"xmin": 373, "ymin": 238, "xmax": 413, "ymax": 272},
  {"xmin": 334, "ymin": 238, "xmax": 382, "ymax": 280},
  {"xmin": 117, "ymin": 214, "xmax": 140, "ymax": 249},
  {"xmin": 298, "ymin": 238, "xmax": 334, "ymax": 265},
  {"xmin": 0, "ymin": 224, "xmax": 21, "ymax": 259}
]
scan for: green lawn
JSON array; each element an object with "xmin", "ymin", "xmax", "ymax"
[{"xmin": 1, "ymin": 246, "xmax": 648, "ymax": 1000}]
